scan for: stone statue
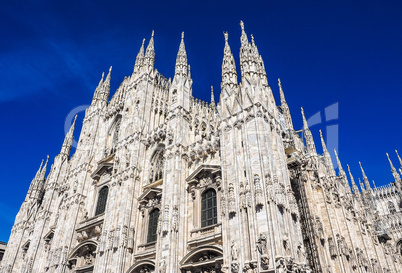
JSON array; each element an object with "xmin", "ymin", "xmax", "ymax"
[
  {"xmin": 256, "ymin": 233, "xmax": 267, "ymax": 254},
  {"xmin": 231, "ymin": 240, "xmax": 238, "ymax": 261},
  {"xmin": 159, "ymin": 259, "xmax": 166, "ymax": 273}
]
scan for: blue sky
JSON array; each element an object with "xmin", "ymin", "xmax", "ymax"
[{"xmin": 0, "ymin": 0, "xmax": 401, "ymax": 242}]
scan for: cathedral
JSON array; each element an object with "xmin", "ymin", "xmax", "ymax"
[{"xmin": 1, "ymin": 21, "xmax": 401, "ymax": 273}]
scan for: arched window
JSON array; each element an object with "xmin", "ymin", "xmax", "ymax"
[
  {"xmin": 95, "ymin": 186, "xmax": 109, "ymax": 216},
  {"xmin": 150, "ymin": 148, "xmax": 165, "ymax": 183},
  {"xmin": 388, "ymin": 201, "xmax": 396, "ymax": 214},
  {"xmin": 201, "ymin": 189, "xmax": 217, "ymax": 228},
  {"xmin": 147, "ymin": 209, "xmax": 159, "ymax": 243}
]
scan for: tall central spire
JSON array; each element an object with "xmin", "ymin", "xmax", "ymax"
[{"xmin": 175, "ymin": 32, "xmax": 188, "ymax": 76}]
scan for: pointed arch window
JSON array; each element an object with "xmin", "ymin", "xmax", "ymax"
[
  {"xmin": 95, "ymin": 186, "xmax": 109, "ymax": 216},
  {"xmin": 201, "ymin": 189, "xmax": 217, "ymax": 228},
  {"xmin": 388, "ymin": 201, "xmax": 396, "ymax": 214},
  {"xmin": 150, "ymin": 148, "xmax": 165, "ymax": 183},
  {"xmin": 147, "ymin": 208, "xmax": 159, "ymax": 243}
]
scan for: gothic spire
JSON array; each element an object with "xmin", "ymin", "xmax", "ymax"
[
  {"xmin": 104, "ymin": 66, "xmax": 112, "ymax": 86},
  {"xmin": 95, "ymin": 66, "xmax": 112, "ymax": 105},
  {"xmin": 60, "ymin": 115, "xmax": 77, "ymax": 157},
  {"xmin": 144, "ymin": 31, "xmax": 155, "ymax": 71},
  {"xmin": 347, "ymin": 164, "xmax": 360, "ymax": 194},
  {"xmin": 301, "ymin": 107, "xmax": 316, "ymax": 155},
  {"xmin": 35, "ymin": 159, "xmax": 44, "ymax": 181},
  {"xmin": 395, "ymin": 150, "xmax": 402, "ymax": 169},
  {"xmin": 239, "ymin": 20, "xmax": 249, "ymax": 48},
  {"xmin": 386, "ymin": 152, "xmax": 401, "ymax": 184},
  {"xmin": 96, "ymin": 72, "xmax": 104, "ymax": 91},
  {"xmin": 133, "ymin": 38, "xmax": 145, "ymax": 74},
  {"xmin": 239, "ymin": 20, "xmax": 251, "ymax": 77},
  {"xmin": 278, "ymin": 78, "xmax": 294, "ymax": 130},
  {"xmin": 91, "ymin": 72, "xmax": 104, "ymax": 105},
  {"xmin": 359, "ymin": 162, "xmax": 371, "ymax": 190},
  {"xmin": 27, "ymin": 158, "xmax": 45, "ymax": 199},
  {"xmin": 358, "ymin": 178, "xmax": 365, "ymax": 192},
  {"xmin": 210, "ymin": 86, "xmax": 215, "ymax": 106},
  {"xmin": 319, "ymin": 130, "xmax": 335, "ymax": 176},
  {"xmin": 39, "ymin": 155, "xmax": 49, "ymax": 181},
  {"xmin": 334, "ymin": 149, "xmax": 346, "ymax": 179},
  {"xmin": 221, "ymin": 31, "xmax": 237, "ymax": 91},
  {"xmin": 175, "ymin": 32, "xmax": 188, "ymax": 76}
]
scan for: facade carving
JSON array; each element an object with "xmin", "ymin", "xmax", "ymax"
[{"xmin": 1, "ymin": 22, "xmax": 401, "ymax": 273}]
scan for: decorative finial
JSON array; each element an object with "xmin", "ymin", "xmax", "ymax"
[
  {"xmin": 151, "ymin": 30, "xmax": 154, "ymax": 37},
  {"xmin": 251, "ymin": 34, "xmax": 255, "ymax": 45},
  {"xmin": 142, "ymin": 38, "xmax": 145, "ymax": 46},
  {"xmin": 278, "ymin": 78, "xmax": 282, "ymax": 87},
  {"xmin": 181, "ymin": 31, "xmax": 184, "ymax": 39},
  {"xmin": 240, "ymin": 20, "xmax": 245, "ymax": 31}
]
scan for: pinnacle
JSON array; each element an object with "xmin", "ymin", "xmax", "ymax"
[
  {"xmin": 211, "ymin": 86, "xmax": 215, "ymax": 105},
  {"xmin": 278, "ymin": 78, "xmax": 286, "ymax": 103},
  {"xmin": 301, "ymin": 107, "xmax": 308, "ymax": 129},
  {"xmin": 319, "ymin": 130, "xmax": 326, "ymax": 147},
  {"xmin": 175, "ymin": 31, "xmax": 188, "ymax": 76},
  {"xmin": 224, "ymin": 31, "xmax": 229, "ymax": 43},
  {"xmin": 396, "ymin": 149, "xmax": 402, "ymax": 167},
  {"xmin": 105, "ymin": 66, "xmax": 112, "ymax": 83}
]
